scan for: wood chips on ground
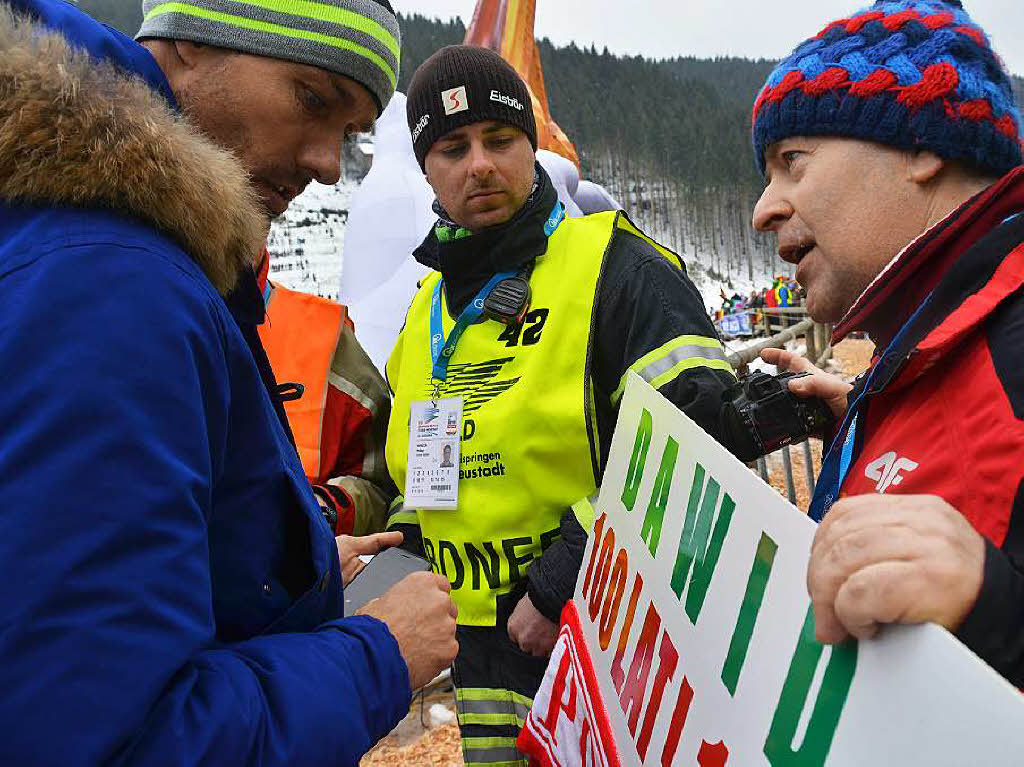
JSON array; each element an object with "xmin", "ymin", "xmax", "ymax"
[
  {"xmin": 361, "ymin": 722, "xmax": 463, "ymax": 767},
  {"xmin": 829, "ymin": 336, "xmax": 874, "ymax": 379},
  {"xmin": 361, "ymin": 688, "xmax": 464, "ymax": 767},
  {"xmin": 764, "ymin": 439, "xmax": 823, "ymax": 512}
]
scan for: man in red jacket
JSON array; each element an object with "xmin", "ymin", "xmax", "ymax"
[{"xmin": 750, "ymin": 0, "xmax": 1024, "ymax": 684}]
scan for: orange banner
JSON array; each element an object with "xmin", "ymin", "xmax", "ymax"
[{"xmin": 465, "ymin": 0, "xmax": 580, "ymax": 169}]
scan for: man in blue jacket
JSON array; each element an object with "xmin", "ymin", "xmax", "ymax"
[{"xmin": 0, "ymin": 0, "xmax": 457, "ymax": 763}]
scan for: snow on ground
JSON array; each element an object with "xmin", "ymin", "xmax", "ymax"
[{"xmin": 689, "ymin": 267, "xmax": 762, "ymax": 317}]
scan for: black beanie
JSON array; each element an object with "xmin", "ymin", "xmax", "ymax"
[{"xmin": 406, "ymin": 45, "xmax": 537, "ymax": 170}]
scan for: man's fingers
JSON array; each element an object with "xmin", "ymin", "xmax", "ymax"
[
  {"xmin": 761, "ymin": 348, "xmax": 795, "ymax": 369},
  {"xmin": 809, "ymin": 522, "xmax": 925, "ymax": 602},
  {"xmin": 348, "ymin": 559, "xmax": 368, "ymax": 581},
  {"xmin": 833, "ymin": 561, "xmax": 919, "ymax": 640},
  {"xmin": 811, "ymin": 599, "xmax": 851, "ymax": 644},
  {"xmin": 761, "ymin": 347, "xmax": 817, "ymax": 373},
  {"xmin": 812, "ymin": 495, "xmax": 951, "ymax": 558},
  {"xmin": 812, "ymin": 495, "xmax": 919, "ymax": 556},
  {"xmin": 433, "ymin": 573, "xmax": 452, "ymax": 593},
  {"xmin": 346, "ymin": 531, "xmax": 404, "ymax": 556},
  {"xmin": 787, "ymin": 376, "xmax": 827, "ymax": 396},
  {"xmin": 808, "ymin": 500, "xmax": 928, "ymax": 644}
]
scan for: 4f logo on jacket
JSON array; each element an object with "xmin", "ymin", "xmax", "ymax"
[{"xmin": 864, "ymin": 451, "xmax": 918, "ymax": 493}]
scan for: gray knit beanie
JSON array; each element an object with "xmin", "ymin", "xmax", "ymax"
[{"xmin": 136, "ymin": 0, "xmax": 400, "ymax": 115}]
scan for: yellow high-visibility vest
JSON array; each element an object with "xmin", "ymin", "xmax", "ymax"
[{"xmin": 386, "ymin": 211, "xmax": 682, "ymax": 626}]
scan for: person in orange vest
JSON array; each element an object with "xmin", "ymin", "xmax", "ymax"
[{"xmin": 257, "ymin": 250, "xmax": 397, "ymax": 536}]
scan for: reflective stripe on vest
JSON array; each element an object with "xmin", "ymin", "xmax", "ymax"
[
  {"xmin": 385, "ymin": 212, "xmax": 637, "ymax": 626},
  {"xmin": 259, "ymin": 283, "xmax": 347, "ymax": 481}
]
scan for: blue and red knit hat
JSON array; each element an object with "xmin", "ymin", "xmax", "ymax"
[{"xmin": 752, "ymin": 1, "xmax": 1022, "ymax": 177}]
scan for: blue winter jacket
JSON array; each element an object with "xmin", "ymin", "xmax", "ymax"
[{"xmin": 0, "ymin": 1, "xmax": 411, "ymax": 763}]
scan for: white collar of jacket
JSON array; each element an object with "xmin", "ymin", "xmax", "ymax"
[{"xmin": 0, "ymin": 5, "xmax": 267, "ymax": 296}]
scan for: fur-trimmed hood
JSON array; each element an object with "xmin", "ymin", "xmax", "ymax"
[{"xmin": 0, "ymin": 5, "xmax": 266, "ymax": 295}]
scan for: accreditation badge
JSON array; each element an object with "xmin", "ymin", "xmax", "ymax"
[{"xmin": 404, "ymin": 397, "xmax": 463, "ymax": 509}]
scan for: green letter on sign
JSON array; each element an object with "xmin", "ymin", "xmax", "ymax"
[
  {"xmin": 621, "ymin": 409, "xmax": 653, "ymax": 512},
  {"xmin": 764, "ymin": 605, "xmax": 857, "ymax": 766},
  {"xmin": 639, "ymin": 436, "xmax": 679, "ymax": 557},
  {"xmin": 670, "ymin": 463, "xmax": 735, "ymax": 624},
  {"xmin": 721, "ymin": 532, "xmax": 778, "ymax": 696}
]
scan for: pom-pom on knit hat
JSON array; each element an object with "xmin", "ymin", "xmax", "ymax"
[
  {"xmin": 751, "ymin": 0, "xmax": 1022, "ymax": 177},
  {"xmin": 405, "ymin": 45, "xmax": 537, "ymax": 170},
  {"xmin": 136, "ymin": 0, "xmax": 401, "ymax": 115}
]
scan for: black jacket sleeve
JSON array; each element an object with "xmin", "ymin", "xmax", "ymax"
[
  {"xmin": 955, "ymin": 472, "xmax": 1024, "ymax": 691},
  {"xmin": 955, "ymin": 540, "xmax": 1024, "ymax": 685},
  {"xmin": 527, "ymin": 228, "xmax": 735, "ymax": 622},
  {"xmin": 952, "ymin": 283, "xmax": 1024, "ymax": 685},
  {"xmin": 527, "ymin": 505, "xmax": 589, "ymax": 623},
  {"xmin": 590, "ymin": 230, "xmax": 735, "ymax": 451}
]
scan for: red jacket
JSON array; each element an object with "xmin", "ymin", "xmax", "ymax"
[{"xmin": 824, "ymin": 166, "xmax": 1024, "ymax": 684}]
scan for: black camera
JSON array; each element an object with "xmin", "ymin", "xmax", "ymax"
[{"xmin": 720, "ymin": 371, "xmax": 835, "ymax": 462}]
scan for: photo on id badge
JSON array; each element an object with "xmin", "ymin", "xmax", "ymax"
[{"xmin": 405, "ymin": 398, "xmax": 463, "ymax": 509}]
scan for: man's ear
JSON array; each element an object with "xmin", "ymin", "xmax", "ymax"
[
  {"xmin": 173, "ymin": 40, "xmax": 209, "ymax": 70},
  {"xmin": 908, "ymin": 150, "xmax": 945, "ymax": 184}
]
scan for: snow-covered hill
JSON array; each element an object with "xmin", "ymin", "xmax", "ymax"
[
  {"xmin": 267, "ymin": 137, "xmax": 787, "ymax": 320},
  {"xmin": 266, "ymin": 142, "xmax": 372, "ymax": 299},
  {"xmin": 266, "ymin": 179, "xmax": 355, "ymax": 300}
]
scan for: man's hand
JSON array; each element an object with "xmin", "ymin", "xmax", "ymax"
[
  {"xmin": 507, "ymin": 593, "xmax": 558, "ymax": 658},
  {"xmin": 357, "ymin": 571, "xmax": 458, "ymax": 689},
  {"xmin": 760, "ymin": 348, "xmax": 852, "ymax": 420},
  {"xmin": 808, "ymin": 494, "xmax": 985, "ymax": 643},
  {"xmin": 335, "ymin": 531, "xmax": 404, "ymax": 587}
]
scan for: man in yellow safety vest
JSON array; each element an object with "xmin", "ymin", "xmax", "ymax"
[{"xmin": 386, "ymin": 45, "xmax": 736, "ymax": 765}]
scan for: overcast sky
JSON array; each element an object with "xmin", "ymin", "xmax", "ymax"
[{"xmin": 392, "ymin": 0, "xmax": 1024, "ymax": 77}]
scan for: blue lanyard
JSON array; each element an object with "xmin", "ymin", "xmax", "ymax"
[
  {"xmin": 807, "ymin": 293, "xmax": 934, "ymax": 521},
  {"xmin": 428, "ymin": 201, "xmax": 565, "ymax": 383},
  {"xmin": 430, "ymin": 271, "xmax": 517, "ymax": 382},
  {"xmin": 543, "ymin": 200, "xmax": 565, "ymax": 235}
]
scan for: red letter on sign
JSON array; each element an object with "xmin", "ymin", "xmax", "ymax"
[
  {"xmin": 698, "ymin": 740, "xmax": 729, "ymax": 766},
  {"xmin": 588, "ymin": 527, "xmax": 616, "ymax": 623},
  {"xmin": 599, "ymin": 549, "xmax": 628, "ymax": 651},
  {"xmin": 542, "ymin": 649, "xmax": 577, "ymax": 740},
  {"xmin": 611, "ymin": 573, "xmax": 644, "ymax": 694},
  {"xmin": 581, "ymin": 512, "xmax": 607, "ymax": 600},
  {"xmin": 637, "ymin": 630, "xmax": 679, "ymax": 760},
  {"xmin": 619, "ymin": 603, "xmax": 661, "ymax": 736},
  {"xmin": 661, "ymin": 677, "xmax": 694, "ymax": 767},
  {"xmin": 579, "ymin": 717, "xmax": 593, "ymax": 765}
]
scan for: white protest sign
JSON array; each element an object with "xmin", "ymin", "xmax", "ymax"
[{"xmin": 522, "ymin": 374, "xmax": 1024, "ymax": 765}]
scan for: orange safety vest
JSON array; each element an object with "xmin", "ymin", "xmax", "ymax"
[{"xmin": 259, "ymin": 282, "xmax": 347, "ymax": 482}]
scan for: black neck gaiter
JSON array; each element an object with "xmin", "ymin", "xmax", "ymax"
[{"xmin": 413, "ymin": 163, "xmax": 561, "ymax": 316}]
